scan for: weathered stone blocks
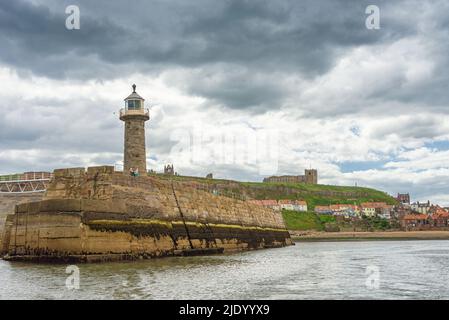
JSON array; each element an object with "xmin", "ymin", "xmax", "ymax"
[
  {"xmin": 1, "ymin": 167, "xmax": 292, "ymax": 262},
  {"xmin": 123, "ymin": 119, "xmax": 147, "ymax": 174}
]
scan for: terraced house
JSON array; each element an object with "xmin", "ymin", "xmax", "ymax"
[
  {"xmin": 400, "ymin": 214, "xmax": 430, "ymax": 230},
  {"xmin": 278, "ymin": 200, "xmax": 308, "ymax": 212},
  {"xmin": 360, "ymin": 202, "xmax": 393, "ymax": 218},
  {"xmin": 428, "ymin": 209, "xmax": 449, "ymax": 228},
  {"xmin": 248, "ymin": 199, "xmax": 307, "ymax": 212}
]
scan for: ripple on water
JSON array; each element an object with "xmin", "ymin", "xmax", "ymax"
[{"xmin": 2, "ymin": 240, "xmax": 449, "ymax": 299}]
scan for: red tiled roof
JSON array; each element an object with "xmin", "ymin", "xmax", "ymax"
[
  {"xmin": 252, "ymin": 199, "xmax": 307, "ymax": 206},
  {"xmin": 315, "ymin": 205, "xmax": 330, "ymax": 211},
  {"xmin": 361, "ymin": 202, "xmax": 388, "ymax": 208},
  {"xmin": 431, "ymin": 210, "xmax": 449, "ymax": 219},
  {"xmin": 329, "ymin": 204, "xmax": 357, "ymax": 210},
  {"xmin": 402, "ymin": 214, "xmax": 428, "ymax": 220}
]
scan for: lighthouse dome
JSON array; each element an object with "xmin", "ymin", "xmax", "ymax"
[{"xmin": 124, "ymin": 84, "xmax": 144, "ymax": 109}]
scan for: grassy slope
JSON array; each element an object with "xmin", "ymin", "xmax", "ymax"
[
  {"xmin": 240, "ymin": 182, "xmax": 397, "ymax": 209},
  {"xmin": 282, "ymin": 210, "xmax": 341, "ymax": 231},
  {"xmin": 153, "ymin": 174, "xmax": 399, "ymax": 232},
  {"xmin": 282, "ymin": 211, "xmax": 325, "ymax": 231},
  {"xmin": 151, "ymin": 174, "xmax": 397, "ymax": 232},
  {"xmin": 282, "ymin": 210, "xmax": 393, "ymax": 232},
  {"xmin": 151, "ymin": 173, "xmax": 397, "ymax": 210}
]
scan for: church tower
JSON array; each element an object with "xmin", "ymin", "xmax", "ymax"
[
  {"xmin": 120, "ymin": 84, "xmax": 150, "ymax": 174},
  {"xmin": 304, "ymin": 169, "xmax": 318, "ymax": 184}
]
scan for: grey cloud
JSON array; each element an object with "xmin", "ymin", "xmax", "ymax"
[
  {"xmin": 0, "ymin": 0, "xmax": 427, "ymax": 114},
  {"xmin": 166, "ymin": 67, "xmax": 289, "ymax": 110},
  {"xmin": 0, "ymin": 0, "xmax": 411, "ymax": 79},
  {"xmin": 2, "ymin": 0, "xmax": 449, "ymax": 205},
  {"xmin": 0, "ymin": 95, "xmax": 120, "ymax": 152},
  {"xmin": 0, "ymin": 92, "xmax": 183, "ymax": 172},
  {"xmin": 369, "ymin": 116, "xmax": 447, "ymax": 140}
]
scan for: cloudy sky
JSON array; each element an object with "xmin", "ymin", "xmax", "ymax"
[{"xmin": 1, "ymin": 0, "xmax": 449, "ymax": 204}]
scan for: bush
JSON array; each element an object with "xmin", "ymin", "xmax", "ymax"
[
  {"xmin": 319, "ymin": 214, "xmax": 336, "ymax": 223},
  {"xmin": 324, "ymin": 223, "xmax": 340, "ymax": 232}
]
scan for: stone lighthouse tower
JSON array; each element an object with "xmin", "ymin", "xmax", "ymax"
[{"xmin": 120, "ymin": 84, "xmax": 150, "ymax": 174}]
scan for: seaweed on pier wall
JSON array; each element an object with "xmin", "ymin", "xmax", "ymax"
[{"xmin": 2, "ymin": 166, "xmax": 292, "ymax": 262}]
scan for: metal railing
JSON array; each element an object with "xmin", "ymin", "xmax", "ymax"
[
  {"xmin": 0, "ymin": 172, "xmax": 53, "ymax": 193},
  {"xmin": 0, "ymin": 172, "xmax": 53, "ymax": 182},
  {"xmin": 119, "ymin": 108, "xmax": 150, "ymax": 119}
]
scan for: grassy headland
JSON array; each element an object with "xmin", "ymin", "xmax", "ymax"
[
  {"xmin": 152, "ymin": 173, "xmax": 397, "ymax": 210},
  {"xmin": 152, "ymin": 173, "xmax": 399, "ymax": 234}
]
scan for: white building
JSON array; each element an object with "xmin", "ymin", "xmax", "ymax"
[
  {"xmin": 411, "ymin": 201, "xmax": 431, "ymax": 214},
  {"xmin": 278, "ymin": 200, "xmax": 307, "ymax": 212}
]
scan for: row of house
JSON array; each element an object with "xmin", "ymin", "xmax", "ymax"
[
  {"xmin": 315, "ymin": 202, "xmax": 394, "ymax": 219},
  {"xmin": 249, "ymin": 199, "xmax": 396, "ymax": 218},
  {"xmin": 401, "ymin": 198, "xmax": 448, "ymax": 215},
  {"xmin": 400, "ymin": 207, "xmax": 449, "ymax": 230},
  {"xmin": 248, "ymin": 199, "xmax": 308, "ymax": 212},
  {"xmin": 396, "ymin": 193, "xmax": 447, "ymax": 215},
  {"xmin": 315, "ymin": 204, "xmax": 358, "ymax": 216},
  {"xmin": 394, "ymin": 193, "xmax": 449, "ymax": 230}
]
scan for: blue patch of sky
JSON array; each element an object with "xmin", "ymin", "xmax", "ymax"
[
  {"xmin": 424, "ymin": 140, "xmax": 449, "ymax": 151},
  {"xmin": 339, "ymin": 160, "xmax": 388, "ymax": 173}
]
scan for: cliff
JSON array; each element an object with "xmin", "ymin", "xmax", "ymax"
[{"xmin": 1, "ymin": 166, "xmax": 292, "ymax": 262}]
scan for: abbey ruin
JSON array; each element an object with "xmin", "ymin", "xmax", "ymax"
[
  {"xmin": 263, "ymin": 169, "xmax": 318, "ymax": 184},
  {"xmin": 0, "ymin": 85, "xmax": 292, "ymax": 262}
]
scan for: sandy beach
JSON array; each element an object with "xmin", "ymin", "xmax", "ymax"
[{"xmin": 291, "ymin": 230, "xmax": 449, "ymax": 241}]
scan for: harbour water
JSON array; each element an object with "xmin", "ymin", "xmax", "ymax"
[{"xmin": 1, "ymin": 240, "xmax": 449, "ymax": 300}]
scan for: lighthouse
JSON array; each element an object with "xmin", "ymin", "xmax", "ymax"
[{"xmin": 120, "ymin": 84, "xmax": 150, "ymax": 174}]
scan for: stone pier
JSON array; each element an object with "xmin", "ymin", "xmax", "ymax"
[{"xmin": 1, "ymin": 166, "xmax": 292, "ymax": 262}]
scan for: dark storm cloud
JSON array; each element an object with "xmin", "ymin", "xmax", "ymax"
[
  {"xmin": 2, "ymin": 0, "xmax": 449, "ymax": 204},
  {"xmin": 0, "ymin": 0, "xmax": 427, "ymax": 111},
  {"xmin": 0, "ymin": 1, "xmax": 129, "ymax": 78},
  {"xmin": 166, "ymin": 67, "xmax": 290, "ymax": 110},
  {"xmin": 0, "ymin": 0, "xmax": 411, "ymax": 79},
  {"xmin": 180, "ymin": 0, "xmax": 409, "ymax": 73}
]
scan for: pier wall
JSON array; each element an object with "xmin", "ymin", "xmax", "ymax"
[
  {"xmin": 2, "ymin": 166, "xmax": 292, "ymax": 261},
  {"xmin": 0, "ymin": 193, "xmax": 44, "ymax": 250}
]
